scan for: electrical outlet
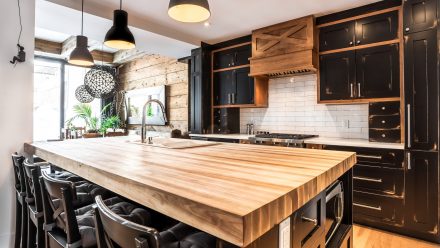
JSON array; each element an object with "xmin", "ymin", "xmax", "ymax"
[
  {"xmin": 344, "ymin": 119, "xmax": 350, "ymax": 128},
  {"xmin": 279, "ymin": 217, "xmax": 291, "ymax": 248}
]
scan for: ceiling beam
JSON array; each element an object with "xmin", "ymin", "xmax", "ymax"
[
  {"xmin": 35, "ymin": 38, "xmax": 114, "ymax": 64},
  {"xmin": 113, "ymin": 49, "xmax": 148, "ymax": 64}
]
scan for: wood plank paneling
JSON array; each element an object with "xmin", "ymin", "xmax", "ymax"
[
  {"xmin": 118, "ymin": 54, "xmax": 189, "ymax": 133},
  {"xmin": 25, "ymin": 137, "xmax": 356, "ymax": 247}
]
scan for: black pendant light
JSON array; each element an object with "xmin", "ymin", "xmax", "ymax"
[
  {"xmin": 168, "ymin": 0, "xmax": 211, "ymax": 23},
  {"xmin": 68, "ymin": 0, "xmax": 94, "ymax": 67},
  {"xmin": 104, "ymin": 0, "xmax": 136, "ymax": 50}
]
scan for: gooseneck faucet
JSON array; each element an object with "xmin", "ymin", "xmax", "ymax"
[{"xmin": 141, "ymin": 99, "xmax": 168, "ymax": 144}]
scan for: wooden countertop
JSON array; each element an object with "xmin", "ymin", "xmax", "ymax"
[{"xmin": 24, "ymin": 137, "xmax": 356, "ymax": 247}]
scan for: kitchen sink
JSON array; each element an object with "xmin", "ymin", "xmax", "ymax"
[{"xmin": 127, "ymin": 138, "xmax": 220, "ymax": 149}]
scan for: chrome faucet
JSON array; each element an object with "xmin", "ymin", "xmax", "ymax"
[{"xmin": 141, "ymin": 99, "xmax": 168, "ymax": 144}]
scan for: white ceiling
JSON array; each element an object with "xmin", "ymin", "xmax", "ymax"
[{"xmin": 37, "ymin": 0, "xmax": 382, "ymax": 58}]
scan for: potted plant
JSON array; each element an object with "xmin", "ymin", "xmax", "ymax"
[
  {"xmin": 100, "ymin": 115, "xmax": 125, "ymax": 137},
  {"xmin": 66, "ymin": 103, "xmax": 111, "ymax": 138}
]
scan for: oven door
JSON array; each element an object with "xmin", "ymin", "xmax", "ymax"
[{"xmin": 325, "ymin": 181, "xmax": 344, "ymax": 245}]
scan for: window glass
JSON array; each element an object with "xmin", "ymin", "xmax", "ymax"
[{"xmin": 33, "ymin": 59, "xmax": 61, "ymax": 141}]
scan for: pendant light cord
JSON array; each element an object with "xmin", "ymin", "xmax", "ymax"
[
  {"xmin": 81, "ymin": 0, "xmax": 84, "ymax": 35},
  {"xmin": 120, "ymin": 0, "xmax": 122, "ymax": 10},
  {"xmin": 16, "ymin": 0, "xmax": 23, "ymax": 44}
]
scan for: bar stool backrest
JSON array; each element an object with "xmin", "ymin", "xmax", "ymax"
[
  {"xmin": 11, "ymin": 153, "xmax": 25, "ymax": 193},
  {"xmin": 93, "ymin": 195, "xmax": 160, "ymax": 248},
  {"xmin": 23, "ymin": 160, "xmax": 45, "ymax": 213},
  {"xmin": 39, "ymin": 171, "xmax": 81, "ymax": 245}
]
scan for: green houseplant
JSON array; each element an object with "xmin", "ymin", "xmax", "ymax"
[
  {"xmin": 99, "ymin": 115, "xmax": 121, "ymax": 135},
  {"xmin": 66, "ymin": 103, "xmax": 112, "ymax": 138}
]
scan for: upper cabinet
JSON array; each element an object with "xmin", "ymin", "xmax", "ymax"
[
  {"xmin": 213, "ymin": 45, "xmax": 251, "ymax": 70},
  {"xmin": 403, "ymin": 0, "xmax": 437, "ymax": 34},
  {"xmin": 318, "ymin": 8, "xmax": 401, "ymax": 103},
  {"xmin": 320, "ymin": 11, "xmax": 398, "ymax": 52}
]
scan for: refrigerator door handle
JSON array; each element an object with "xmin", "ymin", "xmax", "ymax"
[
  {"xmin": 407, "ymin": 104, "xmax": 411, "ymax": 148},
  {"xmin": 407, "ymin": 151, "xmax": 411, "ymax": 170}
]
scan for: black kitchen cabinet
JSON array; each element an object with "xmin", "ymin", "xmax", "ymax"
[
  {"xmin": 213, "ymin": 45, "xmax": 251, "ymax": 70},
  {"xmin": 356, "ymin": 44, "xmax": 400, "ymax": 98},
  {"xmin": 319, "ymin": 51, "xmax": 356, "ymax": 101},
  {"xmin": 404, "ymin": 29, "xmax": 438, "ymax": 151},
  {"xmin": 405, "ymin": 150, "xmax": 439, "ymax": 240},
  {"xmin": 214, "ymin": 70, "xmax": 234, "ymax": 105},
  {"xmin": 213, "ymin": 108, "xmax": 240, "ymax": 134},
  {"xmin": 403, "ymin": 0, "xmax": 438, "ymax": 34},
  {"xmin": 355, "ymin": 11, "xmax": 398, "ymax": 45},
  {"xmin": 319, "ymin": 22, "xmax": 355, "ymax": 52},
  {"xmin": 319, "ymin": 11, "xmax": 398, "ymax": 52},
  {"xmin": 214, "ymin": 67, "xmax": 255, "ymax": 106},
  {"xmin": 189, "ymin": 47, "xmax": 211, "ymax": 134},
  {"xmin": 234, "ymin": 67, "xmax": 254, "ymax": 105}
]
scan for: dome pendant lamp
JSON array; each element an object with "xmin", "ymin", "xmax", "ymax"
[
  {"xmin": 168, "ymin": 0, "xmax": 211, "ymax": 23},
  {"xmin": 104, "ymin": 0, "xmax": 136, "ymax": 50},
  {"xmin": 68, "ymin": 0, "xmax": 94, "ymax": 67}
]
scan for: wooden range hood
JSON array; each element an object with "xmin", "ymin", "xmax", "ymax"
[{"xmin": 249, "ymin": 15, "xmax": 318, "ymax": 78}]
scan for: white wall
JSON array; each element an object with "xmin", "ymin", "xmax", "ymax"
[
  {"xmin": 240, "ymin": 74, "xmax": 369, "ymax": 139},
  {"xmin": 0, "ymin": 0, "xmax": 35, "ymax": 246}
]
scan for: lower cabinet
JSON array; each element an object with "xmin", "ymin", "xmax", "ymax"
[{"xmin": 405, "ymin": 150, "xmax": 439, "ymax": 241}]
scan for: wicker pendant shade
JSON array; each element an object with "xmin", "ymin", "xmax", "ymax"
[
  {"xmin": 84, "ymin": 65, "xmax": 117, "ymax": 98},
  {"xmin": 75, "ymin": 85, "xmax": 94, "ymax": 103}
]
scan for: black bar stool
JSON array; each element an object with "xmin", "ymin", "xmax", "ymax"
[
  {"xmin": 93, "ymin": 195, "xmax": 217, "ymax": 248},
  {"xmin": 39, "ymin": 172, "xmax": 152, "ymax": 248},
  {"xmin": 12, "ymin": 153, "xmax": 27, "ymax": 248}
]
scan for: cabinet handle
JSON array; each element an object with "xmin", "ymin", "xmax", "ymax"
[
  {"xmin": 405, "ymin": 27, "xmax": 410, "ymax": 32},
  {"xmin": 407, "ymin": 152, "xmax": 411, "ymax": 170},
  {"xmin": 357, "ymin": 154, "xmax": 382, "ymax": 160},
  {"xmin": 228, "ymin": 94, "xmax": 231, "ymax": 104},
  {"xmin": 381, "ymin": 120, "xmax": 386, "ymax": 124},
  {"xmin": 407, "ymin": 104, "xmax": 411, "ymax": 148},
  {"xmin": 357, "ymin": 83, "xmax": 361, "ymax": 97},
  {"xmin": 350, "ymin": 83, "xmax": 354, "ymax": 98},
  {"xmin": 349, "ymin": 41, "xmax": 354, "ymax": 46},
  {"xmin": 232, "ymin": 93, "xmax": 235, "ymax": 104},
  {"xmin": 353, "ymin": 176, "xmax": 383, "ymax": 183},
  {"xmin": 357, "ymin": 40, "xmax": 361, "ymax": 45},
  {"xmin": 301, "ymin": 216, "xmax": 318, "ymax": 226},
  {"xmin": 353, "ymin": 203, "xmax": 382, "ymax": 211}
]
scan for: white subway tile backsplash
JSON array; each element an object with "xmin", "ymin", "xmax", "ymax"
[{"xmin": 240, "ymin": 74, "xmax": 369, "ymax": 139}]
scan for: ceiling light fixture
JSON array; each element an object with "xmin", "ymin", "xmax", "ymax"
[
  {"xmin": 104, "ymin": 0, "xmax": 136, "ymax": 50},
  {"xmin": 68, "ymin": 0, "xmax": 94, "ymax": 67},
  {"xmin": 168, "ymin": 0, "xmax": 211, "ymax": 23}
]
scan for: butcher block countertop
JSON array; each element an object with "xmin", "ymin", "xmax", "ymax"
[{"xmin": 24, "ymin": 137, "xmax": 356, "ymax": 247}]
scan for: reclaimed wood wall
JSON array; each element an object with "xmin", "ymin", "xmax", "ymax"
[{"xmin": 118, "ymin": 54, "xmax": 189, "ymax": 133}]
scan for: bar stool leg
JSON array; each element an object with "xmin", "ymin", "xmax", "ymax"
[
  {"xmin": 14, "ymin": 198, "xmax": 22, "ymax": 248},
  {"xmin": 27, "ymin": 216, "xmax": 36, "ymax": 248},
  {"xmin": 36, "ymin": 219, "xmax": 45, "ymax": 248},
  {"xmin": 21, "ymin": 200, "xmax": 28, "ymax": 248}
]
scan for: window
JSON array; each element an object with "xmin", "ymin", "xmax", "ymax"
[{"xmin": 33, "ymin": 57, "xmax": 102, "ymax": 141}]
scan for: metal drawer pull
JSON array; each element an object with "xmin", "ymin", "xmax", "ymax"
[
  {"xmin": 353, "ymin": 203, "xmax": 382, "ymax": 211},
  {"xmin": 381, "ymin": 120, "xmax": 386, "ymax": 124},
  {"xmin": 357, "ymin": 154, "xmax": 382, "ymax": 160},
  {"xmin": 353, "ymin": 176, "xmax": 382, "ymax": 183},
  {"xmin": 301, "ymin": 216, "xmax": 318, "ymax": 226}
]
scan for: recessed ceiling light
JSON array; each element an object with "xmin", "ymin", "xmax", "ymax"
[{"xmin": 204, "ymin": 22, "xmax": 211, "ymax": 27}]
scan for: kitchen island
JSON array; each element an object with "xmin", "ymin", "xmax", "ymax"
[{"xmin": 24, "ymin": 137, "xmax": 356, "ymax": 247}]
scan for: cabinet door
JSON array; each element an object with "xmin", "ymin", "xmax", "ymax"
[
  {"xmin": 405, "ymin": 29, "xmax": 438, "ymax": 151},
  {"xmin": 319, "ymin": 21, "xmax": 355, "ymax": 52},
  {"xmin": 213, "ymin": 50, "xmax": 235, "ymax": 70},
  {"xmin": 190, "ymin": 49, "xmax": 202, "ymax": 133},
  {"xmin": 355, "ymin": 11, "xmax": 398, "ymax": 46},
  {"xmin": 213, "ymin": 71, "xmax": 233, "ymax": 106},
  {"xmin": 356, "ymin": 44, "xmax": 400, "ymax": 99},
  {"xmin": 234, "ymin": 45, "xmax": 252, "ymax": 67},
  {"xmin": 405, "ymin": 151, "xmax": 438, "ymax": 235},
  {"xmin": 233, "ymin": 67, "xmax": 254, "ymax": 105},
  {"xmin": 403, "ymin": 0, "xmax": 437, "ymax": 34},
  {"xmin": 319, "ymin": 51, "xmax": 356, "ymax": 101}
]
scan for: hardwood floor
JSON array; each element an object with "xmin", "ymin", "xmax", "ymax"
[{"xmin": 353, "ymin": 225, "xmax": 439, "ymax": 248}]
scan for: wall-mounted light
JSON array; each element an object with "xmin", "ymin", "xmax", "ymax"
[
  {"xmin": 104, "ymin": 0, "xmax": 136, "ymax": 50},
  {"xmin": 68, "ymin": 0, "xmax": 94, "ymax": 67},
  {"xmin": 168, "ymin": 0, "xmax": 211, "ymax": 23}
]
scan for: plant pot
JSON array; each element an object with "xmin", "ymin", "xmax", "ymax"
[
  {"xmin": 105, "ymin": 132, "xmax": 126, "ymax": 137},
  {"xmin": 83, "ymin": 133, "xmax": 101, "ymax": 139}
]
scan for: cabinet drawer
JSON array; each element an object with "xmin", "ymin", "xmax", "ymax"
[
  {"xmin": 353, "ymin": 191, "xmax": 404, "ymax": 226},
  {"xmin": 356, "ymin": 148, "xmax": 404, "ymax": 168},
  {"xmin": 353, "ymin": 165, "xmax": 404, "ymax": 197},
  {"xmin": 293, "ymin": 192, "xmax": 325, "ymax": 248},
  {"xmin": 369, "ymin": 114, "xmax": 400, "ymax": 129},
  {"xmin": 369, "ymin": 101, "xmax": 400, "ymax": 115},
  {"xmin": 369, "ymin": 128, "xmax": 401, "ymax": 143}
]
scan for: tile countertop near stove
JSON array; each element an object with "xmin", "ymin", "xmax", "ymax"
[{"xmin": 189, "ymin": 134, "xmax": 405, "ymax": 150}]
